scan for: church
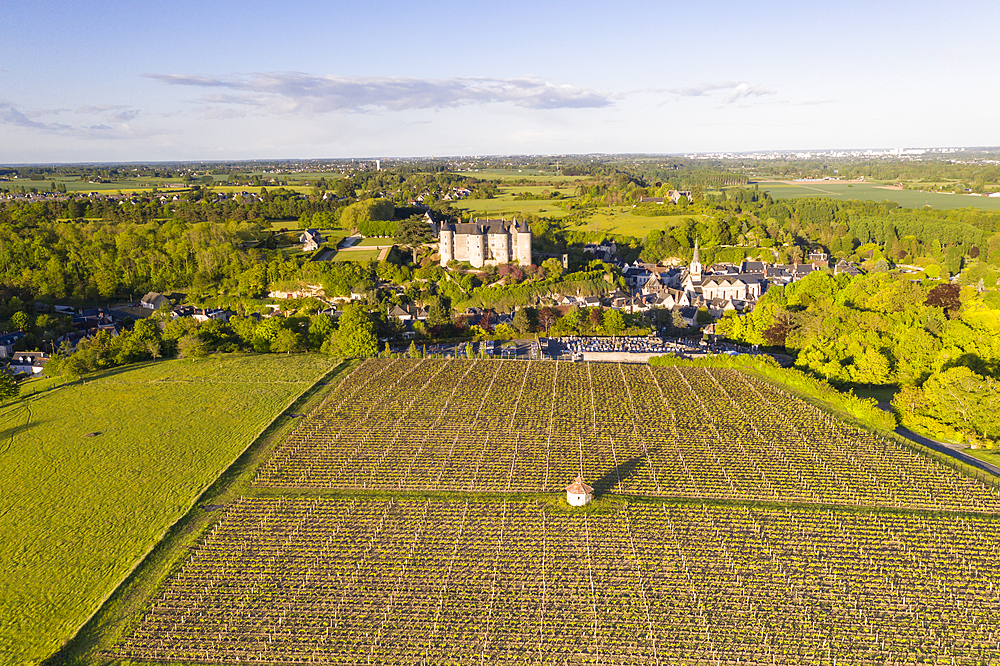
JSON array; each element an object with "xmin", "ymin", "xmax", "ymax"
[{"xmin": 439, "ymin": 216, "xmax": 532, "ymax": 268}]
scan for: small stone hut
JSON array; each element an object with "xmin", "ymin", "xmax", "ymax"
[{"xmin": 566, "ymin": 476, "xmax": 594, "ymax": 506}]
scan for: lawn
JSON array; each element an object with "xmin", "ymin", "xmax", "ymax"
[
  {"xmin": 0, "ymin": 353, "xmax": 334, "ymax": 665},
  {"xmin": 331, "ymin": 247, "xmax": 380, "ymax": 261},
  {"xmin": 756, "ymin": 180, "xmax": 1000, "ymax": 210}
]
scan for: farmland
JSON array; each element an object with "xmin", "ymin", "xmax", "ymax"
[
  {"xmin": 256, "ymin": 359, "xmax": 998, "ymax": 512},
  {"xmin": 756, "ymin": 180, "xmax": 1000, "ymax": 211},
  {"xmin": 115, "ymin": 497, "xmax": 1000, "ymax": 665},
  {"xmin": 0, "ymin": 354, "xmax": 335, "ymax": 665},
  {"xmin": 52, "ymin": 357, "xmax": 1000, "ymax": 665}
]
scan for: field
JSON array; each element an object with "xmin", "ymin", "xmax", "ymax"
[
  {"xmin": 255, "ymin": 359, "xmax": 997, "ymax": 512},
  {"xmin": 756, "ymin": 181, "xmax": 1000, "ymax": 211},
  {"xmin": 47, "ymin": 358, "xmax": 1000, "ymax": 665},
  {"xmin": 0, "ymin": 354, "xmax": 334, "ymax": 665},
  {"xmin": 330, "ymin": 248, "xmax": 380, "ymax": 262},
  {"xmin": 454, "ymin": 197, "xmax": 699, "ymax": 239},
  {"xmin": 114, "ymin": 497, "xmax": 1000, "ymax": 665}
]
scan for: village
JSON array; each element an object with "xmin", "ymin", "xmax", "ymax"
[{"xmin": 0, "ymin": 211, "xmax": 867, "ymax": 378}]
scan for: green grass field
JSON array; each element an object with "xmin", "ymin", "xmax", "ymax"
[
  {"xmin": 332, "ymin": 248, "xmax": 380, "ymax": 261},
  {"xmin": 0, "ymin": 354, "xmax": 334, "ymax": 665},
  {"xmin": 756, "ymin": 180, "xmax": 1000, "ymax": 210},
  {"xmin": 453, "ymin": 169, "xmax": 589, "ymax": 183},
  {"xmin": 455, "ymin": 196, "xmax": 700, "ymax": 239}
]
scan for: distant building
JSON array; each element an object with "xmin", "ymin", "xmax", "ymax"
[
  {"xmin": 439, "ymin": 216, "xmax": 531, "ymax": 268},
  {"xmin": 300, "ymin": 229, "xmax": 324, "ymax": 252},
  {"xmin": 140, "ymin": 292, "xmax": 170, "ymax": 310}
]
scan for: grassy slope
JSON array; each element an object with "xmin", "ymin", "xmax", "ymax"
[{"xmin": 0, "ymin": 354, "xmax": 334, "ymax": 665}]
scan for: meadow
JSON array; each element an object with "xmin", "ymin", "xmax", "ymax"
[
  {"xmin": 455, "ymin": 194, "xmax": 699, "ymax": 238},
  {"xmin": 0, "ymin": 354, "xmax": 334, "ymax": 665},
  {"xmin": 756, "ymin": 180, "xmax": 1000, "ymax": 210}
]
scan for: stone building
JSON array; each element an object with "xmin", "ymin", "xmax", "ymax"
[
  {"xmin": 566, "ymin": 476, "xmax": 594, "ymax": 506},
  {"xmin": 439, "ymin": 216, "xmax": 531, "ymax": 268}
]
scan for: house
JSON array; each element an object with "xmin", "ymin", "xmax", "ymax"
[
  {"xmin": 700, "ymin": 275, "xmax": 762, "ymax": 302},
  {"xmin": 566, "ymin": 476, "xmax": 594, "ymax": 506},
  {"xmin": 388, "ymin": 304, "xmax": 428, "ymax": 322},
  {"xmin": 0, "ymin": 332, "xmax": 25, "ymax": 358},
  {"xmin": 808, "ymin": 250, "xmax": 829, "ymax": 267},
  {"xmin": 834, "ymin": 259, "xmax": 863, "ymax": 277},
  {"xmin": 140, "ymin": 292, "xmax": 170, "ymax": 310},
  {"xmin": 192, "ymin": 308, "xmax": 228, "ymax": 323},
  {"xmin": 8, "ymin": 352, "xmax": 48, "ymax": 376},
  {"xmin": 583, "ymin": 241, "xmax": 617, "ymax": 262},
  {"xmin": 171, "ymin": 305, "xmax": 196, "ymax": 319},
  {"xmin": 300, "ymin": 229, "xmax": 325, "ymax": 252}
]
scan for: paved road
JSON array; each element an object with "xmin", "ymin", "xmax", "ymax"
[
  {"xmin": 894, "ymin": 424, "xmax": 1000, "ymax": 477},
  {"xmin": 875, "ymin": 401, "xmax": 1000, "ymax": 478}
]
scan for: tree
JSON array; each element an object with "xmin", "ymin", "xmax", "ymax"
[
  {"xmin": 408, "ymin": 340, "xmax": 418, "ymax": 358},
  {"xmin": 335, "ymin": 305, "xmax": 379, "ymax": 357},
  {"xmin": 272, "ymin": 329, "xmax": 305, "ymax": 354},
  {"xmin": 0, "ymin": 372, "xmax": 18, "ymax": 402},
  {"xmin": 11, "ymin": 311, "xmax": 29, "ymax": 332},
  {"xmin": 394, "ymin": 214, "xmax": 434, "ymax": 246},
  {"xmin": 512, "ymin": 308, "xmax": 532, "ymax": 334},
  {"xmin": 537, "ymin": 306, "xmax": 558, "ymax": 333},
  {"xmin": 603, "ymin": 308, "xmax": 625, "ymax": 334},
  {"xmin": 177, "ymin": 334, "xmax": 210, "ymax": 359},
  {"xmin": 541, "ymin": 257, "xmax": 564, "ymax": 280},
  {"xmin": 925, "ymin": 283, "xmax": 961, "ymax": 316}
]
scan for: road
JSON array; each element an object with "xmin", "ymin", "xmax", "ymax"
[{"xmin": 893, "ymin": 423, "xmax": 1000, "ymax": 477}]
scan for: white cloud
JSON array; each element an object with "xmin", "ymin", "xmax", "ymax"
[
  {"xmin": 0, "ymin": 100, "xmax": 149, "ymax": 139},
  {"xmin": 144, "ymin": 72, "xmax": 617, "ymax": 114},
  {"xmin": 649, "ymin": 81, "xmax": 777, "ymax": 105}
]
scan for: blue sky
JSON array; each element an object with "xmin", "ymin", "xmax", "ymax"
[{"xmin": 1, "ymin": 0, "xmax": 997, "ymax": 162}]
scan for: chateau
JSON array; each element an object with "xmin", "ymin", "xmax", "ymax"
[{"xmin": 439, "ymin": 216, "xmax": 532, "ymax": 268}]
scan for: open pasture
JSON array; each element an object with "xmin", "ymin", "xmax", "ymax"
[
  {"xmin": 255, "ymin": 359, "xmax": 998, "ymax": 512},
  {"xmin": 114, "ymin": 497, "xmax": 1000, "ymax": 665},
  {"xmin": 454, "ymin": 196, "xmax": 698, "ymax": 238},
  {"xmin": 756, "ymin": 181, "xmax": 1000, "ymax": 210},
  {"xmin": 0, "ymin": 354, "xmax": 333, "ymax": 665},
  {"xmin": 454, "ymin": 169, "xmax": 589, "ymax": 183}
]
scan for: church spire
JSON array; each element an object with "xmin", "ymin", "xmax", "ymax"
[{"xmin": 690, "ymin": 239, "xmax": 702, "ymax": 277}]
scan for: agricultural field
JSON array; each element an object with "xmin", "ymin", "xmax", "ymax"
[
  {"xmin": 454, "ymin": 197, "xmax": 699, "ymax": 239},
  {"xmin": 54, "ymin": 358, "xmax": 1000, "ymax": 666},
  {"xmin": 454, "ymin": 168, "xmax": 589, "ymax": 183},
  {"xmin": 755, "ymin": 180, "xmax": 1000, "ymax": 211},
  {"xmin": 114, "ymin": 497, "xmax": 1000, "ymax": 665},
  {"xmin": 0, "ymin": 353, "xmax": 334, "ymax": 665},
  {"xmin": 256, "ymin": 359, "xmax": 998, "ymax": 512}
]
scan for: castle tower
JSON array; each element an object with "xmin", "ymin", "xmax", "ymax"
[
  {"xmin": 439, "ymin": 220, "xmax": 455, "ymax": 267},
  {"xmin": 514, "ymin": 217, "xmax": 532, "ymax": 266},
  {"xmin": 467, "ymin": 218, "xmax": 486, "ymax": 268}
]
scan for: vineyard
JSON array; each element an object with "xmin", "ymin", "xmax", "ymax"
[
  {"xmin": 105, "ymin": 359, "xmax": 1000, "ymax": 665},
  {"xmin": 116, "ymin": 498, "xmax": 1000, "ymax": 665},
  {"xmin": 255, "ymin": 358, "xmax": 999, "ymax": 512}
]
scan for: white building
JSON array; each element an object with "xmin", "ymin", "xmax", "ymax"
[
  {"xmin": 566, "ymin": 476, "xmax": 594, "ymax": 506},
  {"xmin": 439, "ymin": 216, "xmax": 531, "ymax": 268}
]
